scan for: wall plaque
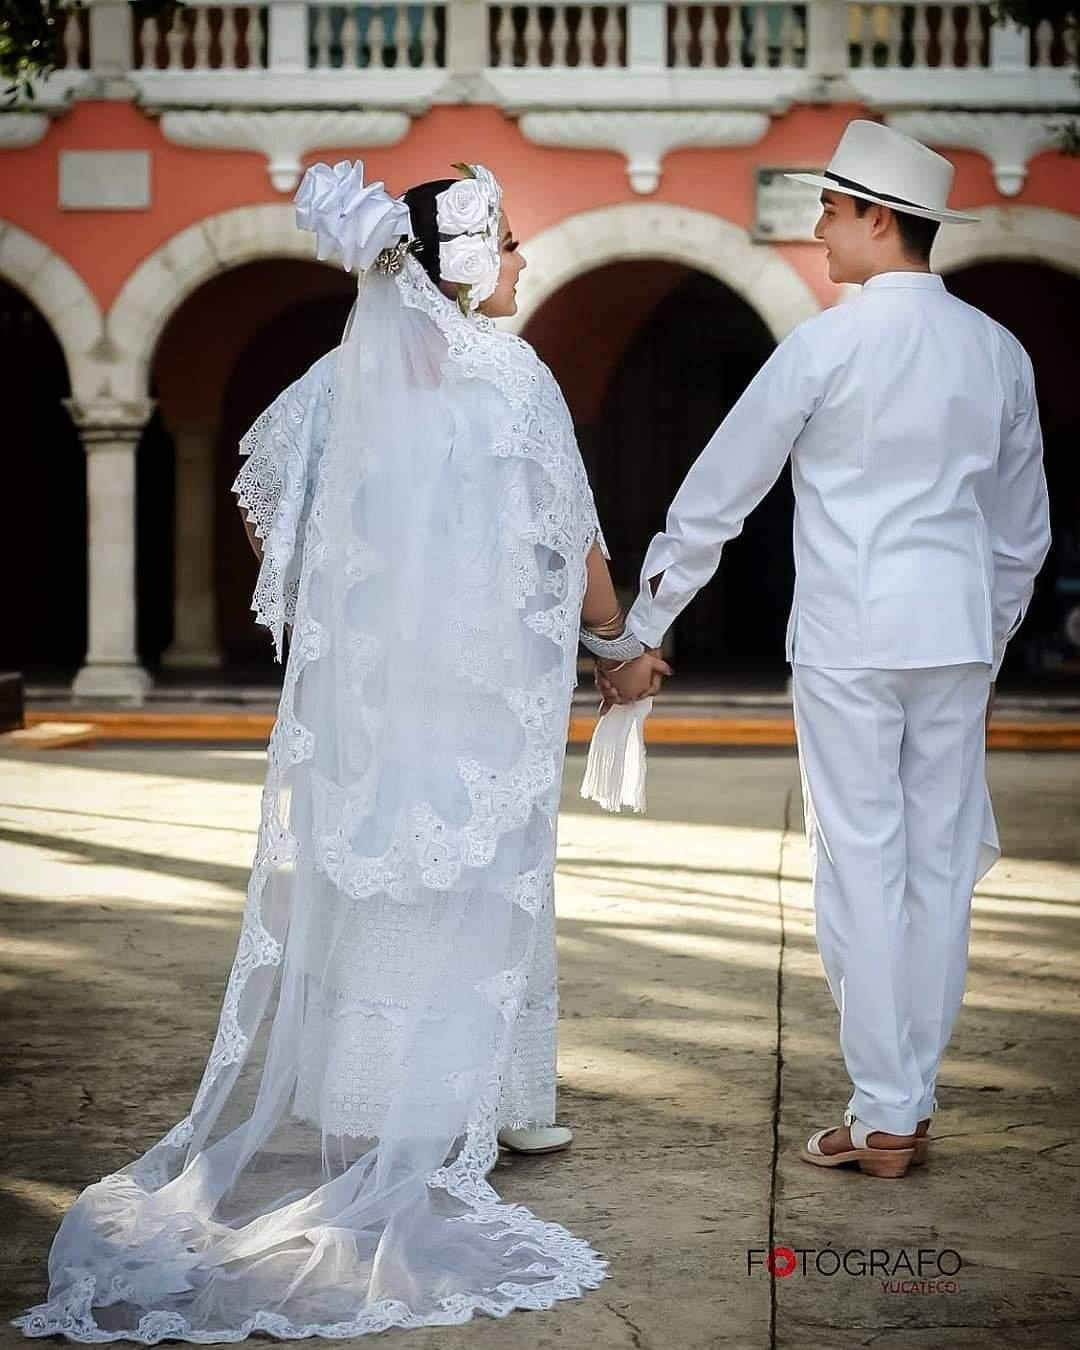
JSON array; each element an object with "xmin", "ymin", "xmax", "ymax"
[
  {"xmin": 753, "ymin": 166, "xmax": 822, "ymax": 243},
  {"xmin": 59, "ymin": 150, "xmax": 152, "ymax": 211}
]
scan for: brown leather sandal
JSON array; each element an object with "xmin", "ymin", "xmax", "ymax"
[{"xmin": 800, "ymin": 1110, "xmax": 916, "ymax": 1179}]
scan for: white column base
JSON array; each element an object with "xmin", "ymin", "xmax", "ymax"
[{"xmin": 72, "ymin": 661, "xmax": 152, "ymax": 705}]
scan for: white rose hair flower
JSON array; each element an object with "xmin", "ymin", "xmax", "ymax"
[
  {"xmin": 436, "ymin": 179, "xmax": 490, "ymax": 235},
  {"xmin": 439, "ymin": 234, "xmax": 501, "ymax": 310},
  {"xmin": 471, "ymin": 164, "xmax": 502, "ymax": 214},
  {"xmin": 435, "ymin": 162, "xmax": 504, "ymax": 315}
]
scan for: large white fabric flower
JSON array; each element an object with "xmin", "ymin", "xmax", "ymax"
[
  {"xmin": 471, "ymin": 164, "xmax": 503, "ymax": 216},
  {"xmin": 436, "ymin": 179, "xmax": 490, "ymax": 235},
  {"xmin": 439, "ymin": 233, "xmax": 500, "ymax": 309},
  {"xmin": 294, "ymin": 160, "xmax": 411, "ymax": 274}
]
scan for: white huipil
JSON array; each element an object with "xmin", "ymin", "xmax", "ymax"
[
  {"xmin": 628, "ymin": 271, "xmax": 1051, "ymax": 1135},
  {"xmin": 15, "ymin": 256, "xmax": 611, "ymax": 1342},
  {"xmin": 243, "ymin": 352, "xmax": 561, "ymax": 1140}
]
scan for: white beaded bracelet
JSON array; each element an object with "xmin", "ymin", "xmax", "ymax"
[{"xmin": 578, "ymin": 628, "xmax": 646, "ymax": 663}]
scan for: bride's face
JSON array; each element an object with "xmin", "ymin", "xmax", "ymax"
[{"xmin": 479, "ymin": 212, "xmax": 526, "ymax": 319}]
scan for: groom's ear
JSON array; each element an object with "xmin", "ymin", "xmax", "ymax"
[{"xmin": 868, "ymin": 202, "xmax": 894, "ymax": 240}]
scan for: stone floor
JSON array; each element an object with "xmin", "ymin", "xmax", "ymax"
[{"xmin": 1, "ymin": 744, "xmax": 1078, "ymax": 1349}]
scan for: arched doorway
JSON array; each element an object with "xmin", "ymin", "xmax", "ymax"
[
  {"xmin": 945, "ymin": 262, "xmax": 1079, "ymax": 686},
  {"xmin": 146, "ymin": 258, "xmax": 356, "ymax": 676},
  {"xmin": 523, "ymin": 259, "xmax": 785, "ymax": 679},
  {"xmin": 0, "ymin": 279, "xmax": 86, "ymax": 678}
]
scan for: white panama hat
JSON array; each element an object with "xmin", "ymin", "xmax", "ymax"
[{"xmin": 785, "ymin": 120, "xmax": 977, "ymax": 225}]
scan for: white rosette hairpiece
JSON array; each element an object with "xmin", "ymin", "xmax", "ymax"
[
  {"xmin": 294, "ymin": 160, "xmax": 412, "ymax": 274},
  {"xmin": 436, "ymin": 162, "xmax": 503, "ymax": 315}
]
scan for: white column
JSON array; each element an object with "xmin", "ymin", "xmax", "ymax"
[
  {"xmin": 69, "ymin": 398, "xmax": 153, "ymax": 704},
  {"xmin": 268, "ymin": 0, "xmax": 308, "ymax": 70},
  {"xmin": 89, "ymin": 0, "xmax": 134, "ymax": 75},
  {"xmin": 805, "ymin": 0, "xmax": 850, "ymax": 83},
  {"xmin": 627, "ymin": 0, "xmax": 667, "ymax": 69},
  {"xmin": 87, "ymin": 0, "xmax": 138, "ymax": 100},
  {"xmin": 445, "ymin": 0, "xmax": 489, "ymax": 75},
  {"xmin": 162, "ymin": 425, "xmax": 223, "ymax": 668},
  {"xmin": 990, "ymin": 19, "xmax": 1029, "ymax": 68}
]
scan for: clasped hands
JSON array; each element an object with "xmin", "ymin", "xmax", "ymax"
[{"xmin": 594, "ymin": 648, "xmax": 672, "ymax": 714}]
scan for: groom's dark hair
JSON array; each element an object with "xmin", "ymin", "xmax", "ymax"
[
  {"xmin": 402, "ymin": 178, "xmax": 457, "ymax": 290},
  {"xmin": 853, "ymin": 197, "xmax": 940, "ymax": 263}
]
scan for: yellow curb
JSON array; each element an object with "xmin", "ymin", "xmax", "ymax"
[
  {"xmin": 2, "ymin": 721, "xmax": 100, "ymax": 749},
  {"xmin": 22, "ymin": 709, "xmax": 1080, "ymax": 750}
]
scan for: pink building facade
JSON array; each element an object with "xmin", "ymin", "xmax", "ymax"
[{"xmin": 2, "ymin": 0, "xmax": 1078, "ymax": 700}]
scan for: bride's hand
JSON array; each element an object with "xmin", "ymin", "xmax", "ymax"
[{"xmin": 595, "ymin": 650, "xmax": 672, "ymax": 709}]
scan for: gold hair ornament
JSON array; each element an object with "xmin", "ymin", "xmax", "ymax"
[{"xmin": 373, "ymin": 237, "xmax": 422, "ymax": 277}]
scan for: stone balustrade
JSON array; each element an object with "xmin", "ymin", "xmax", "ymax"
[{"xmin": 28, "ymin": 0, "xmax": 1070, "ymax": 110}]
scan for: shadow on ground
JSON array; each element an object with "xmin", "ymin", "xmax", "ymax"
[{"xmin": 0, "ymin": 747, "xmax": 1077, "ymax": 1349}]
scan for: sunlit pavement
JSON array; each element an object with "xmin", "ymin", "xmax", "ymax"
[{"xmin": 1, "ymin": 745, "xmax": 1077, "ymax": 1349}]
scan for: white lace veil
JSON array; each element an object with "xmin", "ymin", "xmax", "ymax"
[{"xmin": 16, "ymin": 175, "xmax": 607, "ymax": 1341}]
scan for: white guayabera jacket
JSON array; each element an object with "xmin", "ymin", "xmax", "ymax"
[{"xmin": 628, "ymin": 272, "xmax": 1051, "ymax": 679}]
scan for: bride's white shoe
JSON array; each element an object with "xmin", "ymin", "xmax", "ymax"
[{"xmin": 497, "ymin": 1125, "xmax": 573, "ymax": 1155}]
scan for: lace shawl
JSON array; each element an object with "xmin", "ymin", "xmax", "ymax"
[
  {"xmin": 15, "ymin": 260, "xmax": 609, "ymax": 1344},
  {"xmin": 232, "ymin": 350, "xmax": 335, "ymax": 660}
]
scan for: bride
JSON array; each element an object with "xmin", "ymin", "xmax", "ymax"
[{"xmin": 15, "ymin": 161, "xmax": 668, "ymax": 1342}]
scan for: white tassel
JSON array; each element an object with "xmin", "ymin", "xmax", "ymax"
[{"xmin": 579, "ymin": 697, "xmax": 652, "ymax": 813}]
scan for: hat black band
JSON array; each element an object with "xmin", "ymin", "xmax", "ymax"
[{"xmin": 824, "ymin": 171, "xmax": 929, "ymax": 213}]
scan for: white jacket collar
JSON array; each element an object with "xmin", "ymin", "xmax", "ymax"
[{"xmin": 862, "ymin": 271, "xmax": 945, "ymax": 292}]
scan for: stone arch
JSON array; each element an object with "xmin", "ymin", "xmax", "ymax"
[
  {"xmin": 106, "ymin": 203, "xmax": 339, "ymax": 399},
  {"xmin": 507, "ymin": 202, "xmax": 822, "ymax": 342},
  {"xmin": 934, "ymin": 205, "xmax": 1080, "ymax": 280},
  {"xmin": 0, "ymin": 222, "xmax": 103, "ymax": 397}
]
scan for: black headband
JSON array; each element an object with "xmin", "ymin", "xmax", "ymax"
[{"xmin": 824, "ymin": 171, "xmax": 930, "ymax": 214}]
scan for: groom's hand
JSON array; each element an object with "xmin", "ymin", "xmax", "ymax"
[{"xmin": 595, "ymin": 650, "xmax": 672, "ymax": 710}]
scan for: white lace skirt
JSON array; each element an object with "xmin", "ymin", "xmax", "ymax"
[
  {"xmin": 498, "ymin": 876, "xmax": 558, "ymax": 1129},
  {"xmin": 294, "ymin": 875, "xmax": 558, "ymax": 1137}
]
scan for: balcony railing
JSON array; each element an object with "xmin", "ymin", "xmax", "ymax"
[
  {"xmin": 34, "ymin": 0, "xmax": 1075, "ymax": 109},
  {"xmin": 133, "ymin": 4, "xmax": 268, "ymax": 69},
  {"xmin": 668, "ymin": 3, "xmax": 808, "ymax": 70},
  {"xmin": 843, "ymin": 0, "xmax": 1074, "ymax": 102},
  {"xmin": 489, "ymin": 5, "xmax": 627, "ymax": 67}
]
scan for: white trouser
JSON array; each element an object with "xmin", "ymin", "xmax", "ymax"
[{"xmin": 792, "ymin": 663, "xmax": 998, "ymax": 1135}]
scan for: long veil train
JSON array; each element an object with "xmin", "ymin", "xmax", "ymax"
[{"xmin": 16, "ymin": 251, "xmax": 609, "ymax": 1340}]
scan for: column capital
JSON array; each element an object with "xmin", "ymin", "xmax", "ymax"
[{"xmin": 65, "ymin": 396, "xmax": 156, "ymax": 444}]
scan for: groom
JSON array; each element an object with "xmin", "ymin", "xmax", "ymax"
[{"xmin": 601, "ymin": 120, "xmax": 1051, "ymax": 1176}]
